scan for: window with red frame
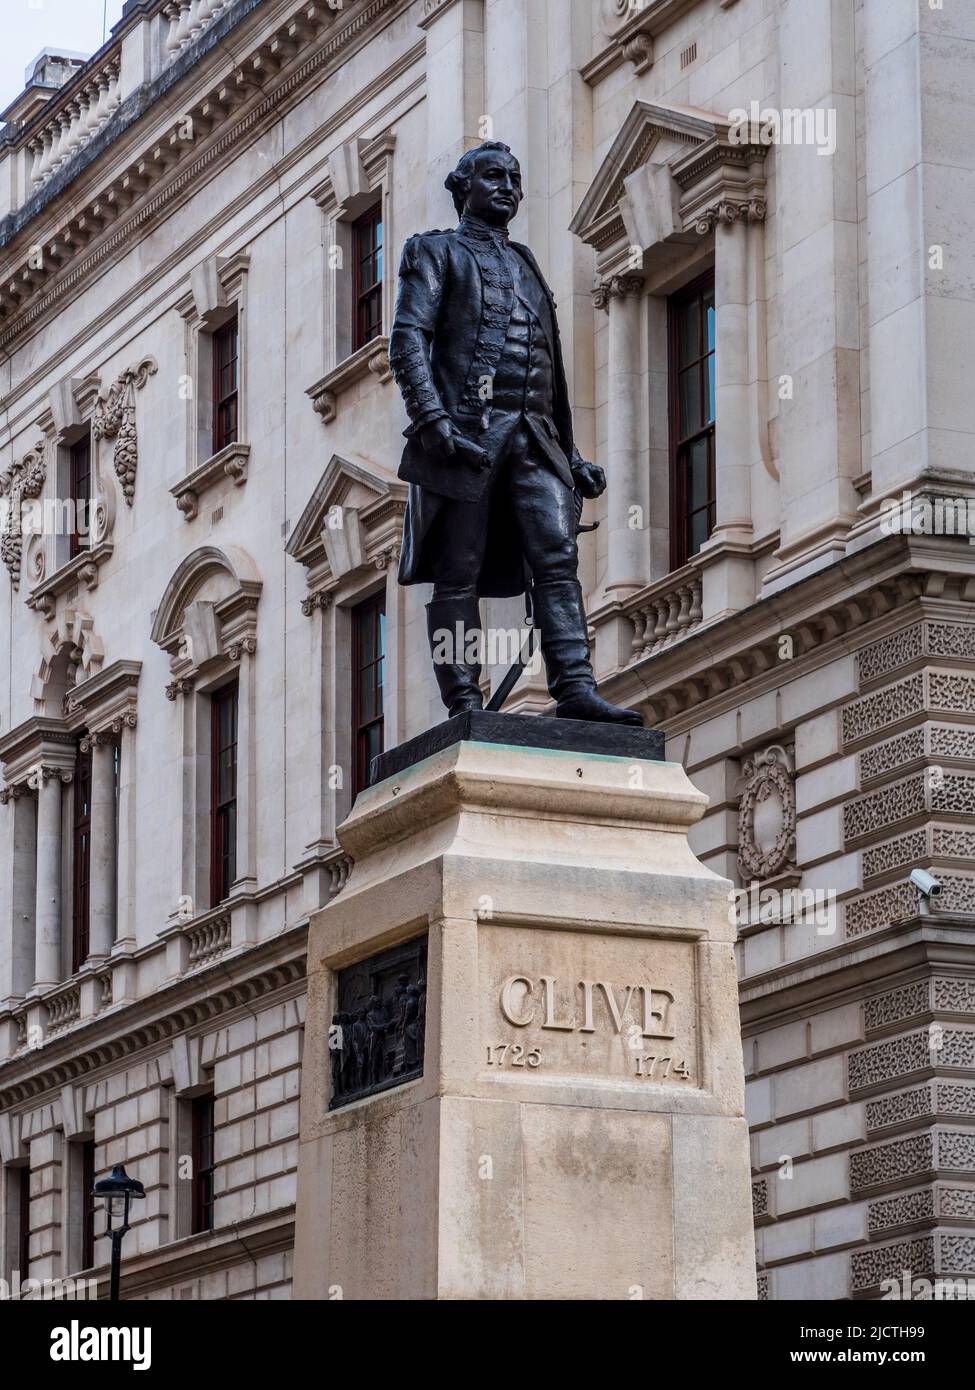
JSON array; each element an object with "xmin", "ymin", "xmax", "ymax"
[
  {"xmin": 210, "ymin": 683, "xmax": 238, "ymax": 907},
  {"xmin": 212, "ymin": 316, "xmax": 239, "ymax": 454},
  {"xmin": 352, "ymin": 204, "xmax": 383, "ymax": 352},
  {"xmin": 69, "ymin": 432, "xmax": 92, "ymax": 559},
  {"xmin": 669, "ymin": 271, "xmax": 716, "ymax": 569},
  {"xmin": 352, "ymin": 594, "xmax": 385, "ymax": 797},
  {"xmin": 71, "ymin": 738, "xmax": 92, "ymax": 973},
  {"xmin": 191, "ymin": 1094, "xmax": 215, "ymax": 1234}
]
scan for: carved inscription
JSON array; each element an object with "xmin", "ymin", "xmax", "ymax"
[{"xmin": 479, "ymin": 926, "xmax": 699, "ymax": 1085}]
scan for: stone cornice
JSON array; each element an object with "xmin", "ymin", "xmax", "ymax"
[
  {"xmin": 171, "ymin": 441, "xmax": 250, "ymax": 520},
  {"xmin": 0, "ymin": 930, "xmax": 307, "ymax": 1107},
  {"xmin": 0, "ymin": 715, "xmax": 76, "ymax": 787},
  {"xmin": 63, "ymin": 657, "xmax": 142, "ymax": 735},
  {"xmin": 0, "ymin": 0, "xmax": 411, "ymax": 348},
  {"xmin": 580, "ymin": 0, "xmax": 703, "ymax": 85},
  {"xmin": 601, "ymin": 535, "xmax": 975, "ymax": 731}
]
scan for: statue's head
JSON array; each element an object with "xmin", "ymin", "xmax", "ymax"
[{"xmin": 445, "ymin": 141, "xmax": 523, "ymax": 226}]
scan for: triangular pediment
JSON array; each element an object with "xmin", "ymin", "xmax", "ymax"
[
  {"xmin": 286, "ymin": 454, "xmax": 406, "ymax": 565},
  {"xmin": 569, "ymin": 100, "xmax": 728, "ymax": 245}
]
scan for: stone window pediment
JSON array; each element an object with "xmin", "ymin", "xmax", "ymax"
[
  {"xmin": 570, "ymin": 100, "xmax": 767, "ymax": 271},
  {"xmin": 286, "ymin": 453, "xmax": 406, "ymax": 610},
  {"xmin": 150, "ymin": 544, "xmax": 262, "ymax": 690}
]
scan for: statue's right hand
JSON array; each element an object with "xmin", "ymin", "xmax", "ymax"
[{"xmin": 420, "ymin": 418, "xmax": 456, "ymax": 461}]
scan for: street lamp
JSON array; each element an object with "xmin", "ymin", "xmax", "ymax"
[{"xmin": 92, "ymin": 1162, "xmax": 145, "ymax": 1301}]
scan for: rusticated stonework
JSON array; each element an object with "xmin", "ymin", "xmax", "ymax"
[
  {"xmin": 928, "ymin": 622, "xmax": 975, "ymax": 662},
  {"xmin": 857, "ymin": 625, "xmax": 924, "ymax": 685},
  {"xmin": 843, "ymin": 774, "xmax": 926, "ymax": 845},
  {"xmin": 930, "ymin": 725, "xmax": 975, "ymax": 760},
  {"xmin": 849, "ymin": 1134, "xmax": 935, "ymax": 1193},
  {"xmin": 858, "ymin": 728, "xmax": 926, "ymax": 784},
  {"xmin": 864, "ymin": 982, "xmax": 931, "ymax": 1033},
  {"xmin": 938, "ymin": 874, "xmax": 975, "ymax": 914},
  {"xmin": 850, "ymin": 1235, "xmax": 935, "ymax": 1292},
  {"xmin": 867, "ymin": 1188, "xmax": 935, "ymax": 1234},
  {"xmin": 929, "ymin": 670, "xmax": 975, "ymax": 716},
  {"xmin": 752, "ymin": 1177, "xmax": 769, "ymax": 1221},
  {"xmin": 933, "ymin": 827, "xmax": 975, "ymax": 859},
  {"xmin": 848, "ymin": 1028, "xmax": 975, "ymax": 1092},
  {"xmin": 862, "ymin": 829, "xmax": 928, "ymax": 881},
  {"xmin": 866, "ymin": 1084, "xmax": 935, "ymax": 1134},
  {"xmin": 933, "ymin": 979, "xmax": 975, "ymax": 1013},
  {"xmin": 936, "ymin": 1081, "xmax": 975, "ymax": 1114},
  {"xmin": 846, "ymin": 882, "xmax": 918, "ymax": 938},
  {"xmin": 842, "ymin": 674, "xmax": 925, "ymax": 745},
  {"xmin": 939, "ymin": 1188, "xmax": 975, "ymax": 1219}
]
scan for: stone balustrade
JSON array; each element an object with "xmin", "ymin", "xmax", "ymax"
[
  {"xmin": 26, "ymin": 55, "xmax": 121, "ymax": 191},
  {"xmin": 45, "ymin": 982, "xmax": 81, "ymax": 1035},
  {"xmin": 626, "ymin": 565, "xmax": 705, "ymax": 660},
  {"xmin": 186, "ymin": 911, "xmax": 231, "ymax": 966},
  {"xmin": 162, "ymin": 0, "xmax": 233, "ymax": 59}
]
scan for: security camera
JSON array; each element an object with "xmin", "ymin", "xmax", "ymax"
[{"xmin": 910, "ymin": 868, "xmax": 943, "ymax": 898}]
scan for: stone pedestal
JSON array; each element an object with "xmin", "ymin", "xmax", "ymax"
[{"xmin": 293, "ymin": 718, "xmax": 756, "ymax": 1300}]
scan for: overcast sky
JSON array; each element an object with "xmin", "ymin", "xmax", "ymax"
[{"xmin": 1, "ymin": 0, "xmax": 126, "ymax": 115}]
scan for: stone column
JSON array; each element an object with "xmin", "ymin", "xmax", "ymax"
[
  {"xmin": 115, "ymin": 716, "xmax": 137, "ymax": 946},
  {"xmin": 379, "ymin": 544, "xmax": 403, "ymax": 748},
  {"xmin": 712, "ymin": 212, "xmax": 753, "ymax": 543},
  {"xmin": 229, "ymin": 639, "xmax": 257, "ymax": 896},
  {"xmin": 86, "ymin": 734, "xmax": 117, "ymax": 960},
  {"xmin": 595, "ymin": 274, "xmax": 648, "ymax": 599},
  {"xmin": 0, "ymin": 785, "xmax": 36, "ymax": 1004},
  {"xmin": 32, "ymin": 767, "xmax": 68, "ymax": 990},
  {"xmin": 166, "ymin": 676, "xmax": 198, "ymax": 921}
]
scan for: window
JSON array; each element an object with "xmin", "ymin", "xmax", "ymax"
[
  {"xmin": 210, "ymin": 682, "xmax": 238, "ymax": 906},
  {"xmin": 191, "ymin": 1095, "xmax": 215, "ymax": 1234},
  {"xmin": 18, "ymin": 1164, "xmax": 30, "ymax": 1279},
  {"xmin": 352, "ymin": 204, "xmax": 383, "ymax": 352},
  {"xmin": 71, "ymin": 738, "xmax": 92, "ymax": 973},
  {"xmin": 352, "ymin": 594, "xmax": 385, "ymax": 797},
  {"xmin": 212, "ymin": 315, "xmax": 239, "ymax": 454},
  {"xmin": 81, "ymin": 1140, "xmax": 96, "ymax": 1269},
  {"xmin": 69, "ymin": 431, "xmax": 92, "ymax": 559},
  {"xmin": 669, "ymin": 272, "xmax": 716, "ymax": 568}
]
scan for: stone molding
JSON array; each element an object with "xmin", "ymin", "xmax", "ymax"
[
  {"xmin": 63, "ymin": 657, "xmax": 142, "ymax": 736},
  {"xmin": 306, "ymin": 336, "xmax": 392, "ymax": 424},
  {"xmin": 0, "ymin": 936, "xmax": 306, "ymax": 1107},
  {"xmin": 0, "ymin": 0, "xmax": 405, "ymax": 344},
  {"xmin": 170, "ymin": 441, "xmax": 250, "ymax": 520},
  {"xmin": 286, "ymin": 452, "xmax": 406, "ymax": 611}
]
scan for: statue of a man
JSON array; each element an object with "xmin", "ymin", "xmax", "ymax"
[{"xmin": 388, "ymin": 140, "xmax": 641, "ymax": 726}]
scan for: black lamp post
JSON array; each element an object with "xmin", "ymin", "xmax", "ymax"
[{"xmin": 92, "ymin": 1163, "xmax": 145, "ymax": 1301}]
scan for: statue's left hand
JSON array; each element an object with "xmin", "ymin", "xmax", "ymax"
[{"xmin": 572, "ymin": 460, "xmax": 606, "ymax": 500}]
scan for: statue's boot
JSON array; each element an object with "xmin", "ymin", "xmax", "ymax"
[
  {"xmin": 426, "ymin": 596, "xmax": 485, "ymax": 717},
  {"xmin": 532, "ymin": 578, "xmax": 643, "ymax": 726}
]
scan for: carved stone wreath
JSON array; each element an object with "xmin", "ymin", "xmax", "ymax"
[
  {"xmin": 737, "ymin": 744, "xmax": 797, "ymax": 881},
  {"xmin": 92, "ymin": 356, "xmax": 157, "ymax": 506}
]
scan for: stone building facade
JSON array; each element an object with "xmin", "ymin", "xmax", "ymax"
[{"xmin": 0, "ymin": 0, "xmax": 972, "ymax": 1300}]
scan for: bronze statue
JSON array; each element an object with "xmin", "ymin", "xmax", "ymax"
[{"xmin": 389, "ymin": 141, "xmax": 642, "ymax": 726}]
